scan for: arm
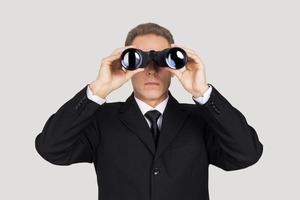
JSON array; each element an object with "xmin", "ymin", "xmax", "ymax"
[
  {"xmin": 192, "ymin": 84, "xmax": 212, "ymax": 104},
  {"xmin": 193, "ymin": 84, "xmax": 263, "ymax": 171},
  {"xmin": 35, "ymin": 84, "xmax": 104, "ymax": 166},
  {"xmin": 35, "ymin": 45, "xmax": 143, "ymax": 166},
  {"xmin": 165, "ymin": 44, "xmax": 263, "ymax": 171}
]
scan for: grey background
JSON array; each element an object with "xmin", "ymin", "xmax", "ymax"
[{"xmin": 0, "ymin": 0, "xmax": 299, "ymax": 199}]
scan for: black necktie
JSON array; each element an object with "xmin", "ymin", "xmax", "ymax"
[{"xmin": 145, "ymin": 110, "xmax": 161, "ymax": 148}]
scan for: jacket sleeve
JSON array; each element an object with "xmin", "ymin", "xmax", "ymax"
[
  {"xmin": 35, "ymin": 84, "xmax": 102, "ymax": 166},
  {"xmin": 193, "ymin": 84, "xmax": 263, "ymax": 171}
]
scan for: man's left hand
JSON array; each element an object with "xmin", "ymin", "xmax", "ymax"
[{"xmin": 164, "ymin": 44, "xmax": 209, "ymax": 97}]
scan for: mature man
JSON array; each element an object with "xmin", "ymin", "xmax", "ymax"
[{"xmin": 35, "ymin": 22, "xmax": 263, "ymax": 200}]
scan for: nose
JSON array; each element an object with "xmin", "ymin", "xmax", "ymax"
[{"xmin": 145, "ymin": 60, "xmax": 159, "ymax": 74}]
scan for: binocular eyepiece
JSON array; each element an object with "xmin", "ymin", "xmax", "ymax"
[{"xmin": 120, "ymin": 47, "xmax": 187, "ymax": 71}]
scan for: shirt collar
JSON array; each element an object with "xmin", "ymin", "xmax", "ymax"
[{"xmin": 134, "ymin": 94, "xmax": 169, "ymax": 115}]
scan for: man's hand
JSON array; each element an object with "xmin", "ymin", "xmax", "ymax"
[
  {"xmin": 164, "ymin": 44, "xmax": 209, "ymax": 97},
  {"xmin": 89, "ymin": 45, "xmax": 145, "ymax": 98}
]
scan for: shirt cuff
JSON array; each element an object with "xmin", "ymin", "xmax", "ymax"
[
  {"xmin": 192, "ymin": 84, "xmax": 212, "ymax": 105},
  {"xmin": 86, "ymin": 84, "xmax": 106, "ymax": 105}
]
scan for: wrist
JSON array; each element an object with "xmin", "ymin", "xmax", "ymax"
[
  {"xmin": 192, "ymin": 84, "xmax": 210, "ymax": 98},
  {"xmin": 89, "ymin": 81, "xmax": 111, "ymax": 99}
]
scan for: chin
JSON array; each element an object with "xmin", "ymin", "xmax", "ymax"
[
  {"xmin": 146, "ymin": 95, "xmax": 160, "ymax": 100},
  {"xmin": 142, "ymin": 90, "xmax": 162, "ymax": 100}
]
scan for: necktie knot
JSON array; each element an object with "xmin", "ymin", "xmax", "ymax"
[
  {"xmin": 144, "ymin": 110, "xmax": 161, "ymax": 149},
  {"xmin": 145, "ymin": 110, "xmax": 161, "ymax": 124}
]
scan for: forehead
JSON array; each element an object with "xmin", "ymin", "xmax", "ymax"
[{"xmin": 132, "ymin": 34, "xmax": 171, "ymax": 51}]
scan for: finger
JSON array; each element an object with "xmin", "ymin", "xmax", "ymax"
[
  {"xmin": 102, "ymin": 54, "xmax": 121, "ymax": 64},
  {"xmin": 110, "ymin": 45, "xmax": 136, "ymax": 56},
  {"xmin": 184, "ymin": 48, "xmax": 198, "ymax": 55},
  {"xmin": 170, "ymin": 45, "xmax": 204, "ymax": 71},
  {"xmin": 105, "ymin": 45, "xmax": 138, "ymax": 65},
  {"xmin": 170, "ymin": 44, "xmax": 200, "ymax": 64},
  {"xmin": 163, "ymin": 67, "xmax": 182, "ymax": 80},
  {"xmin": 184, "ymin": 50, "xmax": 204, "ymax": 65},
  {"xmin": 171, "ymin": 44, "xmax": 198, "ymax": 56},
  {"xmin": 170, "ymin": 44, "xmax": 198, "ymax": 61},
  {"xmin": 186, "ymin": 52, "xmax": 201, "ymax": 62},
  {"xmin": 186, "ymin": 56, "xmax": 205, "ymax": 72},
  {"xmin": 104, "ymin": 45, "xmax": 136, "ymax": 63}
]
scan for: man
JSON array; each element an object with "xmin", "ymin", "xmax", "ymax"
[{"xmin": 35, "ymin": 22, "xmax": 263, "ymax": 200}]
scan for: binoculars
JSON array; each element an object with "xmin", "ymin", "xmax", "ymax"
[{"xmin": 120, "ymin": 47, "xmax": 188, "ymax": 71}]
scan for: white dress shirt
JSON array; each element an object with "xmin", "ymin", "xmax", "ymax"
[
  {"xmin": 134, "ymin": 95, "xmax": 169, "ymax": 131},
  {"xmin": 86, "ymin": 84, "xmax": 212, "ymax": 130}
]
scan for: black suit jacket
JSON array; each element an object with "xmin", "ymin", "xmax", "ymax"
[{"xmin": 35, "ymin": 83, "xmax": 263, "ymax": 200}]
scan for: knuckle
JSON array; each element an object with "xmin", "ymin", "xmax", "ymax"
[{"xmin": 115, "ymin": 47, "xmax": 123, "ymax": 53}]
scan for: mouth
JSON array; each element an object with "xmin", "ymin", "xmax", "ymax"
[{"xmin": 145, "ymin": 82, "xmax": 160, "ymax": 86}]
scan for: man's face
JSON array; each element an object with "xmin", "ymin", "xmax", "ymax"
[{"xmin": 130, "ymin": 34, "xmax": 172, "ymax": 102}]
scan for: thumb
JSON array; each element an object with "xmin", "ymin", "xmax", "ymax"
[{"xmin": 164, "ymin": 67, "xmax": 181, "ymax": 80}]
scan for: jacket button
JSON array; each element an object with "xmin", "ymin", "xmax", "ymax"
[{"xmin": 153, "ymin": 168, "xmax": 160, "ymax": 175}]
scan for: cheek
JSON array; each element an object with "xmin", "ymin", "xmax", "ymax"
[
  {"xmin": 132, "ymin": 74, "xmax": 145, "ymax": 88},
  {"xmin": 136, "ymin": 71, "xmax": 146, "ymax": 79},
  {"xmin": 160, "ymin": 72, "xmax": 172, "ymax": 85}
]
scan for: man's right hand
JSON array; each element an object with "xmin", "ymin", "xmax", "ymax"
[{"xmin": 89, "ymin": 45, "xmax": 145, "ymax": 98}]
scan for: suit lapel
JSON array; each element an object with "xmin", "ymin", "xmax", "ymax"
[
  {"xmin": 154, "ymin": 91, "xmax": 191, "ymax": 161},
  {"xmin": 118, "ymin": 90, "xmax": 192, "ymax": 159},
  {"xmin": 119, "ymin": 92, "xmax": 156, "ymax": 155}
]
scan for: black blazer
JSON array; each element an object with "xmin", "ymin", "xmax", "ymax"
[{"xmin": 35, "ymin": 83, "xmax": 263, "ymax": 200}]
